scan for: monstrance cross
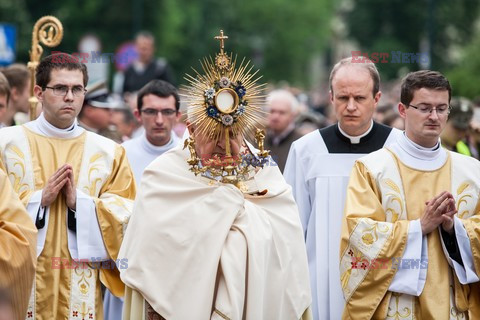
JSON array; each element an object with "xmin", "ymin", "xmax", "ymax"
[{"xmin": 214, "ymin": 30, "xmax": 228, "ymax": 54}]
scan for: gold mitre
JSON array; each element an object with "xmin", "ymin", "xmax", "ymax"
[
  {"xmin": 183, "ymin": 30, "xmax": 266, "ymax": 145},
  {"xmin": 182, "ymin": 30, "xmax": 270, "ymax": 186}
]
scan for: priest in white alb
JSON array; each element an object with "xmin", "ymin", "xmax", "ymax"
[
  {"xmin": 118, "ymin": 31, "xmax": 312, "ymax": 320},
  {"xmin": 340, "ymin": 70, "xmax": 480, "ymax": 319},
  {"xmin": 121, "ymin": 79, "xmax": 181, "ymax": 183},
  {"xmin": 284, "ymin": 57, "xmax": 400, "ymax": 319}
]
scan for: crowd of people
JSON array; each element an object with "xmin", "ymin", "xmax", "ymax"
[
  {"xmin": 0, "ymin": 29, "xmax": 479, "ymax": 320},
  {"xmin": 4, "ymin": 31, "xmax": 480, "ymax": 170}
]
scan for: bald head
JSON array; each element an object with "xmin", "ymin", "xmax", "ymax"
[{"xmin": 329, "ymin": 57, "xmax": 380, "ymax": 98}]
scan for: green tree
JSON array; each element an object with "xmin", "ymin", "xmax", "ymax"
[
  {"xmin": 345, "ymin": 0, "xmax": 480, "ymax": 80},
  {"xmin": 447, "ymin": 28, "xmax": 480, "ymax": 99},
  {"xmin": 11, "ymin": 0, "xmax": 334, "ymax": 87},
  {"xmin": 154, "ymin": 0, "xmax": 334, "ymax": 87}
]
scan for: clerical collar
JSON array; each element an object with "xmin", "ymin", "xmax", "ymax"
[
  {"xmin": 337, "ymin": 120, "xmax": 373, "ymax": 144},
  {"xmin": 25, "ymin": 113, "xmax": 84, "ymax": 139},
  {"xmin": 389, "ymin": 132, "xmax": 447, "ymax": 171},
  {"xmin": 141, "ymin": 131, "xmax": 179, "ymax": 155},
  {"xmin": 403, "ymin": 132, "xmax": 440, "ymax": 152}
]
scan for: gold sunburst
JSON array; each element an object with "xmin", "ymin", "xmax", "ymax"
[
  {"xmin": 182, "ymin": 30, "xmax": 267, "ymax": 146},
  {"xmin": 181, "ymin": 30, "xmax": 270, "ymax": 187}
]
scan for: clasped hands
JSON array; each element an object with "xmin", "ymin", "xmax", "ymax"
[
  {"xmin": 420, "ymin": 191, "xmax": 456, "ymax": 235},
  {"xmin": 40, "ymin": 164, "xmax": 76, "ymax": 210}
]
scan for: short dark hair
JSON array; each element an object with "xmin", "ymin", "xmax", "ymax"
[
  {"xmin": 2, "ymin": 64, "xmax": 30, "ymax": 91},
  {"xmin": 36, "ymin": 53, "xmax": 88, "ymax": 88},
  {"xmin": 400, "ymin": 70, "xmax": 451, "ymax": 106},
  {"xmin": 0, "ymin": 72, "xmax": 10, "ymax": 102},
  {"xmin": 137, "ymin": 80, "xmax": 180, "ymax": 112}
]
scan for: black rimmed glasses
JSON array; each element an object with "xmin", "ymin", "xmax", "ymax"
[
  {"xmin": 141, "ymin": 108, "xmax": 177, "ymax": 117},
  {"xmin": 408, "ymin": 104, "xmax": 451, "ymax": 115},
  {"xmin": 45, "ymin": 85, "xmax": 87, "ymax": 97}
]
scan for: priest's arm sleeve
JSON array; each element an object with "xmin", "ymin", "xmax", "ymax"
[
  {"xmin": 339, "ymin": 160, "xmax": 411, "ymax": 319},
  {"xmin": 90, "ymin": 145, "xmax": 136, "ymax": 296},
  {"xmin": 440, "ymin": 215, "xmax": 480, "ymax": 284},
  {"xmin": 66, "ymin": 189, "xmax": 110, "ymax": 262},
  {"xmin": 284, "ymin": 142, "xmax": 311, "ymax": 237},
  {"xmin": 0, "ymin": 166, "xmax": 37, "ymax": 320},
  {"xmin": 19, "ymin": 184, "xmax": 111, "ymax": 263},
  {"xmin": 388, "ymin": 219, "xmax": 428, "ymax": 296}
]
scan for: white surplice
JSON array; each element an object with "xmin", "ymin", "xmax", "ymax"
[{"xmin": 284, "ymin": 125, "xmax": 399, "ymax": 320}]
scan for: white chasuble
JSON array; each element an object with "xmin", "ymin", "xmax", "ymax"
[{"xmin": 119, "ymin": 146, "xmax": 312, "ymax": 320}]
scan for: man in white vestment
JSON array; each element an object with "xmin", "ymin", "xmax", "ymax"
[
  {"xmin": 340, "ymin": 70, "xmax": 480, "ymax": 319},
  {"xmin": 118, "ymin": 31, "xmax": 312, "ymax": 320},
  {"xmin": 103, "ymin": 80, "xmax": 181, "ymax": 319},
  {"xmin": 284, "ymin": 57, "xmax": 399, "ymax": 319},
  {"xmin": 0, "ymin": 53, "xmax": 136, "ymax": 319},
  {"xmin": 122, "ymin": 79, "xmax": 181, "ymax": 183}
]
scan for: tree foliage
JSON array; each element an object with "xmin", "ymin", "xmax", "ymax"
[
  {"xmin": 5, "ymin": 0, "xmax": 334, "ymax": 88},
  {"xmin": 345, "ymin": 0, "xmax": 480, "ymax": 80},
  {"xmin": 155, "ymin": 0, "xmax": 334, "ymax": 87},
  {"xmin": 447, "ymin": 28, "xmax": 480, "ymax": 99}
]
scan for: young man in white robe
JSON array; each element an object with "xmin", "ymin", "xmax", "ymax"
[
  {"xmin": 0, "ymin": 53, "xmax": 136, "ymax": 319},
  {"xmin": 284, "ymin": 57, "xmax": 400, "ymax": 319},
  {"xmin": 340, "ymin": 70, "xmax": 480, "ymax": 318},
  {"xmin": 121, "ymin": 79, "xmax": 181, "ymax": 183},
  {"xmin": 103, "ymin": 80, "xmax": 181, "ymax": 320}
]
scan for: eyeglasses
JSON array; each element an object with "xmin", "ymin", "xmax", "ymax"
[
  {"xmin": 408, "ymin": 104, "xmax": 451, "ymax": 115},
  {"xmin": 141, "ymin": 108, "xmax": 177, "ymax": 117},
  {"xmin": 45, "ymin": 85, "xmax": 86, "ymax": 97}
]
